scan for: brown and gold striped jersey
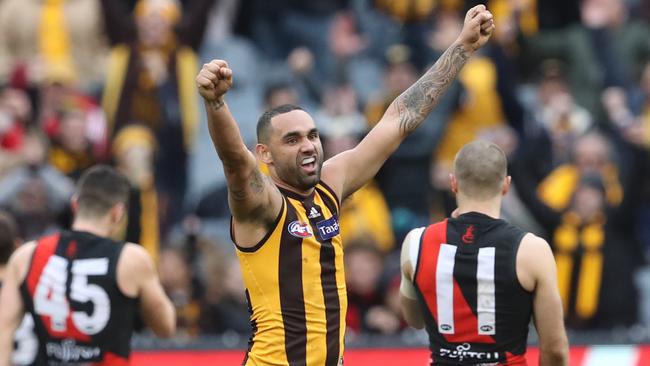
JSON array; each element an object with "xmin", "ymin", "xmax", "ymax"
[{"xmin": 233, "ymin": 182, "xmax": 347, "ymax": 366}]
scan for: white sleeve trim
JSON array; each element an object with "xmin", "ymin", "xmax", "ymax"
[{"xmin": 408, "ymin": 227, "xmax": 425, "ymax": 280}]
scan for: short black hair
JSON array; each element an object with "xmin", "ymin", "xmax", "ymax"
[
  {"xmin": 75, "ymin": 165, "xmax": 131, "ymax": 218},
  {"xmin": 0, "ymin": 211, "xmax": 17, "ymax": 265},
  {"xmin": 256, "ymin": 104, "xmax": 304, "ymax": 143}
]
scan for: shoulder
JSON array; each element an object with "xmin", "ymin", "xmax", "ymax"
[
  {"xmin": 518, "ymin": 233, "xmax": 552, "ymax": 255},
  {"xmin": 517, "ymin": 233, "xmax": 555, "ymax": 276},
  {"xmin": 317, "ymin": 175, "xmax": 342, "ymax": 205},
  {"xmin": 119, "ymin": 243, "xmax": 156, "ymax": 274},
  {"xmin": 321, "ymin": 157, "xmax": 348, "ymax": 200},
  {"xmin": 401, "ymin": 227, "xmax": 426, "ymax": 277},
  {"xmin": 403, "ymin": 227, "xmax": 426, "ymax": 247},
  {"xmin": 11, "ymin": 242, "xmax": 37, "ymax": 261},
  {"xmin": 8, "ymin": 241, "xmax": 37, "ymax": 282}
]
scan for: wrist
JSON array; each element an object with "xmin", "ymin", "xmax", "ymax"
[
  {"xmin": 207, "ymin": 97, "xmax": 225, "ymax": 111},
  {"xmin": 454, "ymin": 39, "xmax": 476, "ymax": 55}
]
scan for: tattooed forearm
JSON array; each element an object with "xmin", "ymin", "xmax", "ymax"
[
  {"xmin": 208, "ymin": 98, "xmax": 225, "ymax": 111},
  {"xmin": 394, "ymin": 43, "xmax": 470, "ymax": 135}
]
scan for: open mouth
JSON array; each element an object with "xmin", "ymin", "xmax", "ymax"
[{"xmin": 300, "ymin": 156, "xmax": 317, "ymax": 174}]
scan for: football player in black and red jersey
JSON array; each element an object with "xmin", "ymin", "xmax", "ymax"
[
  {"xmin": 400, "ymin": 141, "xmax": 568, "ymax": 366},
  {"xmin": 0, "ymin": 165, "xmax": 175, "ymax": 365}
]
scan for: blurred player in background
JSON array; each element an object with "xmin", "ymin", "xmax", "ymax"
[
  {"xmin": 0, "ymin": 210, "xmax": 38, "ymax": 366},
  {"xmin": 197, "ymin": 5, "xmax": 495, "ymax": 366},
  {"xmin": 400, "ymin": 141, "xmax": 569, "ymax": 366},
  {"xmin": 0, "ymin": 165, "xmax": 176, "ymax": 366}
]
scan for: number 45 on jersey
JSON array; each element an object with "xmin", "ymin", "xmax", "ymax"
[{"xmin": 34, "ymin": 255, "xmax": 111, "ymax": 336}]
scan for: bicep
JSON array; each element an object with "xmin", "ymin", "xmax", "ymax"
[
  {"xmin": 137, "ymin": 258, "xmax": 167, "ymax": 314},
  {"xmin": 324, "ymin": 117, "xmax": 402, "ymax": 198},
  {"xmin": 531, "ymin": 242, "xmax": 567, "ymax": 348},
  {"xmin": 136, "ymin": 254, "xmax": 173, "ymax": 332},
  {"xmin": 399, "ymin": 229, "xmax": 425, "ymax": 328},
  {"xmin": 227, "ymin": 166, "xmax": 282, "ymax": 223}
]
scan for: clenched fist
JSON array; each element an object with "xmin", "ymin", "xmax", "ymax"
[
  {"xmin": 196, "ymin": 60, "xmax": 233, "ymax": 102},
  {"xmin": 457, "ymin": 5, "xmax": 495, "ymax": 52}
]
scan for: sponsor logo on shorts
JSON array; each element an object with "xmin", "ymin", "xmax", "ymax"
[{"xmin": 288, "ymin": 221, "xmax": 313, "ymax": 238}]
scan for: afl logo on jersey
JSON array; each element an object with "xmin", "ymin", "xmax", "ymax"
[
  {"xmin": 288, "ymin": 221, "xmax": 313, "ymax": 238},
  {"xmin": 440, "ymin": 324, "xmax": 453, "ymax": 332},
  {"xmin": 480, "ymin": 325, "xmax": 494, "ymax": 332}
]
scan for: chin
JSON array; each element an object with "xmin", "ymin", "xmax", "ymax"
[{"xmin": 298, "ymin": 175, "xmax": 320, "ymax": 190}]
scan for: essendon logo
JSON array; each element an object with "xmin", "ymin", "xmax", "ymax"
[
  {"xmin": 462, "ymin": 225, "xmax": 475, "ymax": 244},
  {"xmin": 288, "ymin": 221, "xmax": 313, "ymax": 238}
]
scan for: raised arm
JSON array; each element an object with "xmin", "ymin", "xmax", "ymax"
[
  {"xmin": 196, "ymin": 61, "xmax": 281, "ymax": 243},
  {"xmin": 323, "ymin": 5, "xmax": 495, "ymax": 199}
]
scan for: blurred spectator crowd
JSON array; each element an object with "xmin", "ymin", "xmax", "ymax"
[{"xmin": 0, "ymin": 0, "xmax": 650, "ymax": 340}]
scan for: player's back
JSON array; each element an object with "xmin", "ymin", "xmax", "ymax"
[
  {"xmin": 20, "ymin": 230, "xmax": 137, "ymax": 365},
  {"xmin": 411, "ymin": 212, "xmax": 533, "ymax": 365}
]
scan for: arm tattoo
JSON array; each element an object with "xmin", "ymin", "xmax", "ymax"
[
  {"xmin": 395, "ymin": 43, "xmax": 469, "ymax": 135},
  {"xmin": 229, "ymin": 169, "xmax": 266, "ymax": 202},
  {"xmin": 208, "ymin": 98, "xmax": 225, "ymax": 111}
]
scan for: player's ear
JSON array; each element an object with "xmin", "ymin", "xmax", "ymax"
[
  {"xmin": 502, "ymin": 176, "xmax": 511, "ymax": 196},
  {"xmin": 449, "ymin": 173, "xmax": 459, "ymax": 195},
  {"xmin": 110, "ymin": 202, "xmax": 127, "ymax": 225},
  {"xmin": 256, "ymin": 143, "xmax": 273, "ymax": 164}
]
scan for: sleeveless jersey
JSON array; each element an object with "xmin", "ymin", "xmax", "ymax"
[
  {"xmin": 12, "ymin": 314, "xmax": 39, "ymax": 365},
  {"xmin": 233, "ymin": 182, "xmax": 347, "ymax": 366},
  {"xmin": 20, "ymin": 230, "xmax": 137, "ymax": 365},
  {"xmin": 411, "ymin": 212, "xmax": 532, "ymax": 366},
  {"xmin": 2, "ymin": 280, "xmax": 38, "ymax": 365}
]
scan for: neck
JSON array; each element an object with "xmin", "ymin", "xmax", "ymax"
[
  {"xmin": 270, "ymin": 175, "xmax": 315, "ymax": 197},
  {"xmin": 72, "ymin": 217, "xmax": 112, "ymax": 237},
  {"xmin": 456, "ymin": 195, "xmax": 502, "ymax": 219}
]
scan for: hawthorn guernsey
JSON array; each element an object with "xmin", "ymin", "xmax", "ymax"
[
  {"xmin": 197, "ymin": 5, "xmax": 498, "ymax": 365},
  {"xmin": 316, "ymin": 216, "xmax": 340, "ymax": 240}
]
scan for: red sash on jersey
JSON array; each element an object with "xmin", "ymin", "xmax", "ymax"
[{"xmin": 24, "ymin": 233, "xmax": 131, "ymax": 365}]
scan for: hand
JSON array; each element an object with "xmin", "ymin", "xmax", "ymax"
[
  {"xmin": 196, "ymin": 60, "xmax": 233, "ymax": 103},
  {"xmin": 457, "ymin": 5, "xmax": 495, "ymax": 52}
]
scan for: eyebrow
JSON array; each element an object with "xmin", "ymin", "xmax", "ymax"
[{"xmin": 281, "ymin": 128, "xmax": 319, "ymax": 140}]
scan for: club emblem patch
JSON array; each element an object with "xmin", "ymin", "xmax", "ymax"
[{"xmin": 288, "ymin": 221, "xmax": 313, "ymax": 238}]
